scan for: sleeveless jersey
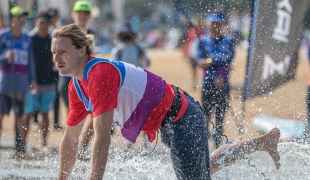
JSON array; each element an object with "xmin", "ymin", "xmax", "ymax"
[{"xmin": 72, "ymin": 58, "xmax": 167, "ymax": 142}]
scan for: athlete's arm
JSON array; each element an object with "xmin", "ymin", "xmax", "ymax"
[
  {"xmin": 58, "ymin": 80, "xmax": 90, "ymax": 179},
  {"xmin": 58, "ymin": 117, "xmax": 86, "ymax": 180},
  {"xmin": 88, "ymin": 109, "xmax": 114, "ymax": 179},
  {"xmin": 86, "ymin": 61, "xmax": 120, "ymax": 178}
]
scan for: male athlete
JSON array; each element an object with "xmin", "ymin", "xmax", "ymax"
[{"xmin": 52, "ymin": 24, "xmax": 281, "ymax": 180}]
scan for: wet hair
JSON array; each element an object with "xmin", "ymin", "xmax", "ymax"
[{"xmin": 52, "ymin": 24, "xmax": 94, "ymax": 55}]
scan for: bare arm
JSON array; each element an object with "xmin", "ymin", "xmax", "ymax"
[
  {"xmin": 88, "ymin": 109, "xmax": 114, "ymax": 179},
  {"xmin": 58, "ymin": 118, "xmax": 86, "ymax": 180}
]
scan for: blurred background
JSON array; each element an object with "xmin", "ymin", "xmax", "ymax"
[{"xmin": 0, "ymin": 0, "xmax": 256, "ymax": 52}]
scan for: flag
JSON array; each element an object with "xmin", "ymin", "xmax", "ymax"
[{"xmin": 244, "ymin": 0, "xmax": 310, "ymax": 100}]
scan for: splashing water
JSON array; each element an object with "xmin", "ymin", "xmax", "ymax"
[{"xmin": 0, "ymin": 142, "xmax": 310, "ymax": 179}]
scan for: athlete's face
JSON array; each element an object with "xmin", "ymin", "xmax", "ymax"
[{"xmin": 51, "ymin": 37, "xmax": 81, "ymax": 76}]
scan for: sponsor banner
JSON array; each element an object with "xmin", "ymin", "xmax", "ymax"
[{"xmin": 244, "ymin": 0, "xmax": 310, "ymax": 100}]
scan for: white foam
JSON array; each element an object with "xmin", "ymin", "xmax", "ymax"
[{"xmin": 1, "ymin": 142, "xmax": 310, "ymax": 179}]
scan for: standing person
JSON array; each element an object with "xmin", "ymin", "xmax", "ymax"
[
  {"xmin": 53, "ymin": 24, "xmax": 281, "ymax": 180},
  {"xmin": 182, "ymin": 16, "xmax": 205, "ymax": 90},
  {"xmin": 0, "ymin": 6, "xmax": 37, "ymax": 158},
  {"xmin": 32, "ymin": 8, "xmax": 61, "ymax": 131},
  {"xmin": 49, "ymin": 8, "xmax": 64, "ymax": 130},
  {"xmin": 71, "ymin": 0, "xmax": 94, "ymax": 34},
  {"xmin": 197, "ymin": 12, "xmax": 236, "ymax": 148},
  {"xmin": 111, "ymin": 23, "xmax": 151, "ymax": 69},
  {"xmin": 19, "ymin": 12, "xmax": 57, "ymax": 155},
  {"xmin": 228, "ymin": 10, "xmax": 241, "ymax": 45}
]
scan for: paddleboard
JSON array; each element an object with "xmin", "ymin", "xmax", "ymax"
[{"xmin": 252, "ymin": 114, "xmax": 305, "ymax": 141}]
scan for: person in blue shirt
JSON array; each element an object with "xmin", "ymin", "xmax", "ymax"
[
  {"xmin": 197, "ymin": 12, "xmax": 235, "ymax": 148},
  {"xmin": 0, "ymin": 6, "xmax": 37, "ymax": 158}
]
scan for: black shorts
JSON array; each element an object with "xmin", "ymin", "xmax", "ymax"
[{"xmin": 0, "ymin": 94, "xmax": 24, "ymax": 117}]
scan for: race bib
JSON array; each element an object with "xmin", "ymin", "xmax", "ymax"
[{"xmin": 13, "ymin": 49, "xmax": 28, "ymax": 65}]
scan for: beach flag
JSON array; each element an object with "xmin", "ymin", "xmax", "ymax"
[{"xmin": 244, "ymin": 0, "xmax": 310, "ymax": 100}]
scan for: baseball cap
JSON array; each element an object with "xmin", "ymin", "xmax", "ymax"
[
  {"xmin": 206, "ymin": 12, "xmax": 224, "ymax": 23},
  {"xmin": 10, "ymin": 6, "xmax": 28, "ymax": 17},
  {"xmin": 73, "ymin": 0, "xmax": 92, "ymax": 12}
]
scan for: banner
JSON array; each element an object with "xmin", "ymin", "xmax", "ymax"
[{"xmin": 244, "ymin": 0, "xmax": 310, "ymax": 100}]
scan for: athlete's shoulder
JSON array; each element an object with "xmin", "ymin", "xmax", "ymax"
[{"xmin": 86, "ymin": 58, "xmax": 121, "ymax": 77}]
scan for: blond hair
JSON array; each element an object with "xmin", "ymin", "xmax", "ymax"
[{"xmin": 52, "ymin": 24, "xmax": 94, "ymax": 55}]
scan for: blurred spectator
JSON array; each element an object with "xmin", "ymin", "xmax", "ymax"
[
  {"xmin": 48, "ymin": 8, "xmax": 60, "ymax": 33},
  {"xmin": 182, "ymin": 16, "xmax": 205, "ymax": 90},
  {"xmin": 240, "ymin": 9, "xmax": 251, "ymax": 49},
  {"xmin": 0, "ymin": 14, "xmax": 6, "ymax": 30},
  {"xmin": 100, "ymin": 18, "xmax": 114, "ymax": 44},
  {"xmin": 197, "ymin": 12, "xmax": 235, "ymax": 148},
  {"xmin": 94, "ymin": 18, "xmax": 114, "ymax": 54},
  {"xmin": 20, "ymin": 11, "xmax": 57, "ymax": 155},
  {"xmin": 32, "ymin": 8, "xmax": 62, "ymax": 131},
  {"xmin": 111, "ymin": 23, "xmax": 151, "ymax": 68},
  {"xmin": 71, "ymin": 0, "xmax": 94, "ymax": 34},
  {"xmin": 0, "ymin": 6, "xmax": 37, "ymax": 158},
  {"xmin": 179, "ymin": 15, "xmax": 191, "ymax": 48},
  {"xmin": 48, "ymin": 7, "xmax": 64, "ymax": 130},
  {"xmin": 228, "ymin": 10, "xmax": 241, "ymax": 45}
]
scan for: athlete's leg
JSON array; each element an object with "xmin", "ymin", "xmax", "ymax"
[{"xmin": 209, "ymin": 127, "xmax": 281, "ymax": 175}]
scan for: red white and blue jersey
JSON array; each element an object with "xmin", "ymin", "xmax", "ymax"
[{"xmin": 67, "ymin": 57, "xmax": 188, "ymax": 143}]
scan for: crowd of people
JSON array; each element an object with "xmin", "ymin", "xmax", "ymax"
[{"xmin": 0, "ymin": 1, "xmax": 284, "ymax": 179}]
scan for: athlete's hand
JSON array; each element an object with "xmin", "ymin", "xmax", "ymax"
[{"xmin": 6, "ymin": 50, "xmax": 15, "ymax": 63}]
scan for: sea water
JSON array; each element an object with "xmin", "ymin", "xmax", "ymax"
[{"xmin": 1, "ymin": 142, "xmax": 310, "ymax": 179}]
